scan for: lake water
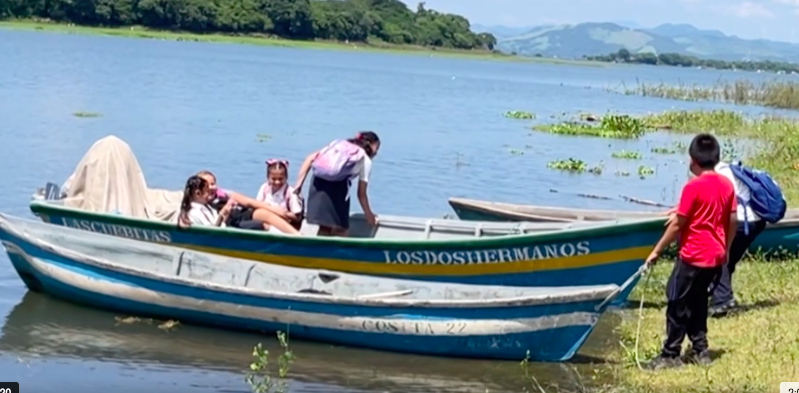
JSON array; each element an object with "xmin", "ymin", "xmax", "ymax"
[{"xmin": 0, "ymin": 28, "xmax": 795, "ymax": 392}]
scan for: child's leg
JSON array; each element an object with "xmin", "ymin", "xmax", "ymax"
[
  {"xmin": 661, "ymin": 260, "xmax": 699, "ymax": 358},
  {"xmin": 686, "ymin": 266, "xmax": 722, "ymax": 356}
]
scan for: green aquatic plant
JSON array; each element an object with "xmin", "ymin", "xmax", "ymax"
[
  {"xmin": 637, "ymin": 165, "xmax": 654, "ymax": 178},
  {"xmin": 650, "ymin": 146, "xmax": 676, "ymax": 155},
  {"xmin": 533, "ymin": 114, "xmax": 646, "ymax": 139},
  {"xmin": 73, "ymin": 111, "xmax": 101, "ymax": 118},
  {"xmin": 245, "ymin": 331, "xmax": 295, "ymax": 393},
  {"xmin": 621, "ymin": 79, "xmax": 799, "ymax": 110},
  {"xmin": 546, "ymin": 158, "xmax": 603, "ymax": 174},
  {"xmin": 641, "ymin": 109, "xmax": 747, "ymax": 136},
  {"xmin": 504, "ymin": 110, "xmax": 535, "ymax": 119},
  {"xmin": 611, "ymin": 150, "xmax": 642, "ymax": 160},
  {"xmin": 547, "ymin": 158, "xmax": 587, "ymax": 172}
]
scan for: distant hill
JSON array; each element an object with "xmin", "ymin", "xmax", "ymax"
[{"xmin": 478, "ymin": 22, "xmax": 799, "ymax": 63}]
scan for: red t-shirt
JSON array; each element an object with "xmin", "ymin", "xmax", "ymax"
[{"xmin": 676, "ymin": 172, "xmax": 737, "ymax": 268}]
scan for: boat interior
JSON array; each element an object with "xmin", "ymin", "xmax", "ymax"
[
  {"xmin": 33, "ymin": 183, "xmax": 622, "ymax": 240},
  {"xmin": 2, "ymin": 214, "xmax": 618, "ymax": 303},
  {"xmin": 28, "ymin": 135, "xmax": 640, "ymax": 242}
]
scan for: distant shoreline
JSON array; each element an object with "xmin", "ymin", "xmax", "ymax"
[
  {"xmin": 0, "ymin": 20, "xmax": 604, "ymax": 67},
  {"xmin": 586, "ymin": 49, "xmax": 799, "ymax": 75}
]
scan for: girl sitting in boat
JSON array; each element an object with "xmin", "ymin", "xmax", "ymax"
[
  {"xmin": 256, "ymin": 159, "xmax": 304, "ymax": 231},
  {"xmin": 191, "ymin": 171, "xmax": 299, "ymax": 234},
  {"xmin": 178, "ymin": 175, "xmax": 231, "ymax": 227},
  {"xmin": 294, "ymin": 131, "xmax": 380, "ymax": 236}
]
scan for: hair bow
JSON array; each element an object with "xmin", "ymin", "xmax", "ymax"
[{"xmin": 266, "ymin": 159, "xmax": 289, "ymax": 168}]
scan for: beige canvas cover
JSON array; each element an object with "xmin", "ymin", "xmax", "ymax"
[{"xmin": 60, "ymin": 135, "xmax": 183, "ymax": 221}]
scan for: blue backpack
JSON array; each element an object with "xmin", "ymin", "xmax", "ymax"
[{"xmin": 729, "ymin": 161, "xmax": 787, "ymax": 233}]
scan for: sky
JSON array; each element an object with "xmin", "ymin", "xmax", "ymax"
[{"xmin": 400, "ymin": 0, "xmax": 799, "ymax": 43}]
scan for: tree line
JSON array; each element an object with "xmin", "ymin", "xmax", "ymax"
[
  {"xmin": 585, "ymin": 49, "xmax": 799, "ymax": 74},
  {"xmin": 0, "ymin": 0, "xmax": 497, "ymax": 50}
]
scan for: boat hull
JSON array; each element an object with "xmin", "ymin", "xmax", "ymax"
[
  {"xmin": 449, "ymin": 198, "xmax": 799, "ymax": 255},
  {"xmin": 30, "ymin": 201, "xmax": 663, "ymax": 305},
  {"xmin": 1, "ymin": 222, "xmax": 617, "ymax": 362}
]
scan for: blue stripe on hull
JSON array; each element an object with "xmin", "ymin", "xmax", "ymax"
[
  {"xmin": 7, "ymin": 240, "xmax": 604, "ymax": 320},
  {"xmin": 40, "ymin": 213, "xmax": 644, "ymax": 306},
  {"xmin": 4, "ymin": 252, "xmax": 604, "ymax": 362}
]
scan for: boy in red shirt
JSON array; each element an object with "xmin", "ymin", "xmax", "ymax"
[{"xmin": 644, "ymin": 133, "xmax": 737, "ymax": 370}]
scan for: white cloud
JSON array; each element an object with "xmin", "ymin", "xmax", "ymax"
[{"xmin": 722, "ymin": 1, "xmax": 775, "ymax": 17}]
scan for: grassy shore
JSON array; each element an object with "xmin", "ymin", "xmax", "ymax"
[
  {"xmin": 0, "ymin": 19, "xmax": 604, "ymax": 66},
  {"xmin": 522, "ymin": 106, "xmax": 799, "ymax": 393},
  {"xmin": 618, "ymin": 79, "xmax": 799, "ymax": 110},
  {"xmin": 601, "ymin": 256, "xmax": 799, "ymax": 393}
]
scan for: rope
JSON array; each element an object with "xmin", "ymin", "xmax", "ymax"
[{"xmin": 633, "ymin": 266, "xmax": 653, "ymax": 370}]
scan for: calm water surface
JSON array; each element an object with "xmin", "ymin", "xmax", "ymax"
[{"xmin": 0, "ymin": 28, "xmax": 795, "ymax": 392}]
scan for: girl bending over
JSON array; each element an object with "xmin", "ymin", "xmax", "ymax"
[{"xmin": 294, "ymin": 131, "xmax": 380, "ymax": 237}]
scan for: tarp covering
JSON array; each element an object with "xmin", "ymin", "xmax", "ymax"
[{"xmin": 60, "ymin": 135, "xmax": 183, "ymax": 221}]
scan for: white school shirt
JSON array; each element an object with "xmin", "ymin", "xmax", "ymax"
[
  {"xmin": 715, "ymin": 162, "xmax": 760, "ymax": 222},
  {"xmin": 350, "ymin": 154, "xmax": 373, "ymax": 183},
  {"xmin": 187, "ymin": 202, "xmax": 225, "ymax": 227},
  {"xmin": 256, "ymin": 183, "xmax": 303, "ymax": 214}
]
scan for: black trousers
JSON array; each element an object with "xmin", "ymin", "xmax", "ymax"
[
  {"xmin": 662, "ymin": 260, "xmax": 722, "ymax": 358},
  {"xmin": 709, "ymin": 220, "xmax": 767, "ymax": 307}
]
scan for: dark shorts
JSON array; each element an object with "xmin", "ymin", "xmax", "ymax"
[
  {"xmin": 226, "ymin": 207, "xmax": 263, "ymax": 230},
  {"xmin": 306, "ymin": 175, "xmax": 350, "ymax": 230}
]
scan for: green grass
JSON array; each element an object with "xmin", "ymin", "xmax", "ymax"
[
  {"xmin": 517, "ymin": 256, "xmax": 799, "ymax": 393},
  {"xmin": 527, "ymin": 106, "xmax": 799, "ymax": 392},
  {"xmin": 612, "ymin": 256, "xmax": 799, "ymax": 393},
  {"xmin": 619, "ymin": 79, "xmax": 799, "ymax": 110},
  {"xmin": 0, "ymin": 20, "xmax": 606, "ymax": 66}
]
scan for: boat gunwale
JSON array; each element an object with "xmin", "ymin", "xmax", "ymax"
[
  {"xmin": 1, "ymin": 213, "xmax": 621, "ymax": 309},
  {"xmin": 29, "ymin": 200, "xmax": 667, "ymax": 249},
  {"xmin": 448, "ymin": 197, "xmax": 799, "ymax": 228}
]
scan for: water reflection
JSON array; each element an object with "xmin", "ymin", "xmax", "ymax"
[{"xmin": 0, "ymin": 292, "xmax": 620, "ymax": 392}]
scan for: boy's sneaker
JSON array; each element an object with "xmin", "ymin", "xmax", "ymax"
[
  {"xmin": 709, "ymin": 299, "xmax": 737, "ymax": 317},
  {"xmin": 645, "ymin": 354, "xmax": 683, "ymax": 370},
  {"xmin": 683, "ymin": 349, "xmax": 712, "ymax": 365}
]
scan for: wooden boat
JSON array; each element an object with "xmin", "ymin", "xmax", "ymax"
[
  {"xmin": 0, "ymin": 213, "xmax": 633, "ymax": 361},
  {"xmin": 1, "ymin": 292, "xmax": 588, "ymax": 391},
  {"xmin": 449, "ymin": 197, "xmax": 799, "ymax": 254},
  {"xmin": 27, "ymin": 136, "xmax": 665, "ymax": 305}
]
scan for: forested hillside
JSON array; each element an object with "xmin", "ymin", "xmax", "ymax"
[{"xmin": 0, "ymin": 0, "xmax": 497, "ymax": 50}]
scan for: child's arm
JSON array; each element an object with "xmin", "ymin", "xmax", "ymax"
[
  {"xmin": 646, "ymin": 184, "xmax": 694, "ymax": 264},
  {"xmin": 227, "ymin": 190, "xmax": 290, "ymax": 218},
  {"xmin": 293, "ymin": 151, "xmax": 319, "ymax": 193},
  {"xmin": 255, "ymin": 183, "xmax": 267, "ymax": 202},
  {"xmin": 725, "ymin": 198, "xmax": 738, "ymax": 257}
]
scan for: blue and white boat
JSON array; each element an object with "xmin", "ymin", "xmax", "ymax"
[{"xmin": 0, "ymin": 213, "xmax": 634, "ymax": 362}]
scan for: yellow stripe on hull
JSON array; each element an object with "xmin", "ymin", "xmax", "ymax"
[{"xmin": 177, "ymin": 243, "xmax": 651, "ymax": 276}]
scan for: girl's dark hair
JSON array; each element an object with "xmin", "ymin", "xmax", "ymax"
[
  {"xmin": 266, "ymin": 159, "xmax": 289, "ymax": 177},
  {"xmin": 179, "ymin": 175, "xmax": 208, "ymax": 222},
  {"xmin": 347, "ymin": 131, "xmax": 380, "ymax": 157}
]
